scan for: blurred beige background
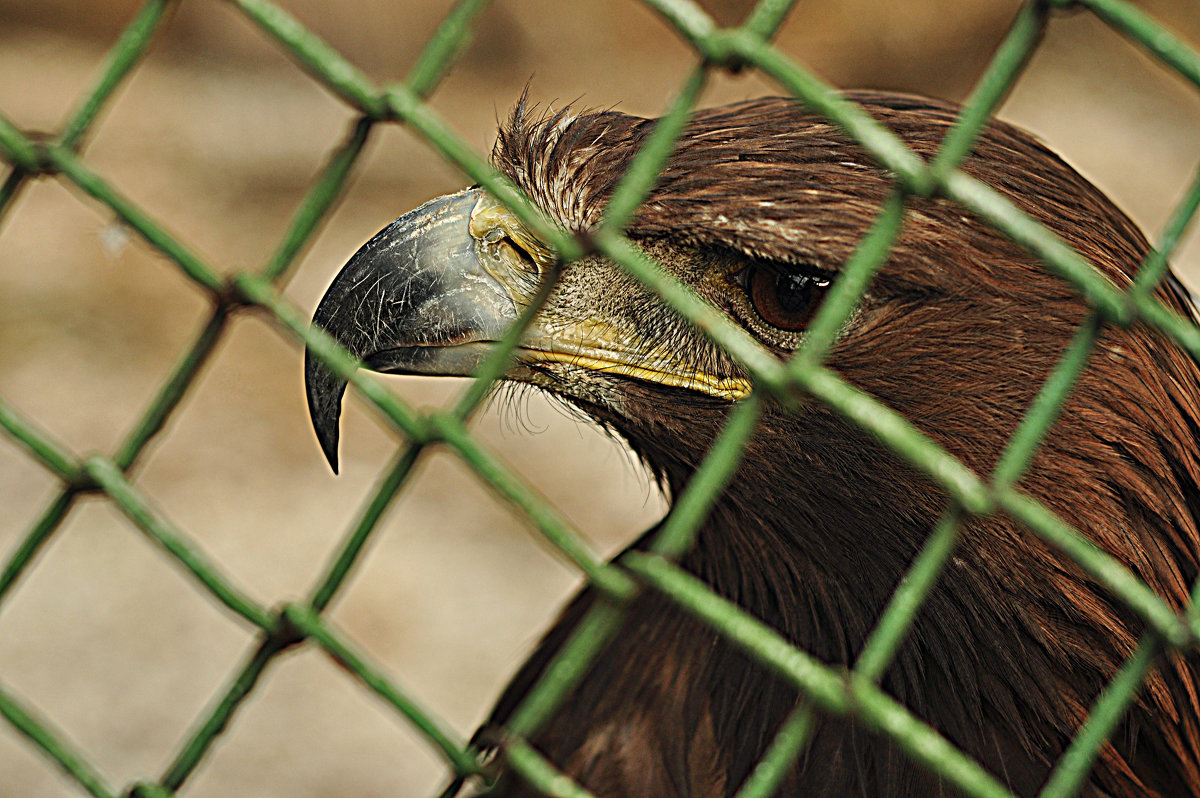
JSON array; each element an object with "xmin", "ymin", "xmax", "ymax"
[{"xmin": 1, "ymin": 1, "xmax": 1198, "ymax": 796}]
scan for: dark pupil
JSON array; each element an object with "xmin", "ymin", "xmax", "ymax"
[
  {"xmin": 746, "ymin": 265, "xmax": 830, "ymax": 333},
  {"xmin": 776, "ymin": 273, "xmax": 815, "ymax": 313}
]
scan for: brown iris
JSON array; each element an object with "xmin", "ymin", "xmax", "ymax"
[{"xmin": 742, "ymin": 265, "xmax": 832, "ymax": 332}]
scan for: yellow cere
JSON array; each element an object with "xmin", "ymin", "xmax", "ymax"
[{"xmin": 468, "ymin": 192, "xmax": 555, "ymax": 267}]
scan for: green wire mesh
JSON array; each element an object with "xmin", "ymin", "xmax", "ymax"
[{"xmin": 2, "ymin": 0, "xmax": 1200, "ymax": 796}]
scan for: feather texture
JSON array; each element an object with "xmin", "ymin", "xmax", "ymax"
[{"xmin": 469, "ymin": 93, "xmax": 1200, "ymax": 797}]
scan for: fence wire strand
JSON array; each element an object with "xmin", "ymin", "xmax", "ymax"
[{"xmin": 1, "ymin": 0, "xmax": 1199, "ymax": 796}]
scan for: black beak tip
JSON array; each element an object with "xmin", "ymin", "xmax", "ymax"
[
  {"xmin": 319, "ymin": 432, "xmax": 341, "ymax": 476},
  {"xmin": 304, "ymin": 348, "xmax": 348, "ymax": 475}
]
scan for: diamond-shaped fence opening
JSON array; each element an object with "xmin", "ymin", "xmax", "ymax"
[{"xmin": 1, "ymin": 0, "xmax": 1200, "ymax": 796}]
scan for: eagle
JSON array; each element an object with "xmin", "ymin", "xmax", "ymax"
[{"xmin": 304, "ymin": 93, "xmax": 1200, "ymax": 797}]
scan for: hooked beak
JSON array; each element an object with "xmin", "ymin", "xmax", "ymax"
[
  {"xmin": 305, "ymin": 187, "xmax": 751, "ymax": 473},
  {"xmin": 305, "ymin": 187, "xmax": 541, "ymax": 471}
]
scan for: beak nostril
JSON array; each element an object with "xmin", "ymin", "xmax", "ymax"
[
  {"xmin": 469, "ymin": 190, "xmax": 556, "ymax": 277},
  {"xmin": 498, "ymin": 235, "xmax": 540, "ymax": 273}
]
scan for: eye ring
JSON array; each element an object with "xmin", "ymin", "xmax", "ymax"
[{"xmin": 732, "ymin": 263, "xmax": 832, "ymax": 335}]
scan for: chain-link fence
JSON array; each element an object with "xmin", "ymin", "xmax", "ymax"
[{"xmin": 2, "ymin": 0, "xmax": 1200, "ymax": 796}]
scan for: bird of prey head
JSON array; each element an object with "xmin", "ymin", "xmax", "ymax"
[{"xmin": 305, "ymin": 93, "xmax": 1200, "ymax": 797}]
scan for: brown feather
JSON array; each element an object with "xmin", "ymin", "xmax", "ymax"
[{"xmin": 473, "ymin": 93, "xmax": 1200, "ymax": 797}]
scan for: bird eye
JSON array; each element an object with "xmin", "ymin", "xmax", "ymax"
[{"xmin": 738, "ymin": 265, "xmax": 831, "ymax": 333}]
